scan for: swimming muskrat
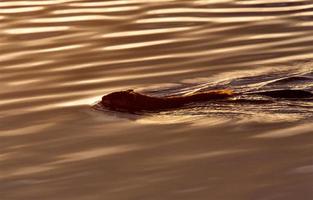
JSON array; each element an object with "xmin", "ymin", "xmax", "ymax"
[
  {"xmin": 100, "ymin": 89, "xmax": 313, "ymax": 112},
  {"xmin": 101, "ymin": 89, "xmax": 234, "ymax": 112}
]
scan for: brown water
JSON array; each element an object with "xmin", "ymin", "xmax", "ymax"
[{"xmin": 1, "ymin": 1, "xmax": 313, "ymax": 200}]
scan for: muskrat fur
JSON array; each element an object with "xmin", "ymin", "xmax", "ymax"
[{"xmin": 101, "ymin": 89, "xmax": 234, "ymax": 112}]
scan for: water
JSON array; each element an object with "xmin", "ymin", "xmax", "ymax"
[{"xmin": 1, "ymin": 1, "xmax": 313, "ymax": 200}]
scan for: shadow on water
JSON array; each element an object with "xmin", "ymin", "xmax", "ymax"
[{"xmin": 1, "ymin": 0, "xmax": 313, "ymax": 200}]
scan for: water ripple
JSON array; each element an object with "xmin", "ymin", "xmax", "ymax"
[{"xmin": 1, "ymin": 1, "xmax": 313, "ymax": 198}]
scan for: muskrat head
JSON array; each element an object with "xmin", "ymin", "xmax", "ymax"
[{"xmin": 101, "ymin": 90, "xmax": 137, "ymax": 111}]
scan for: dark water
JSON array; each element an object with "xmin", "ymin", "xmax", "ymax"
[{"xmin": 1, "ymin": 1, "xmax": 313, "ymax": 200}]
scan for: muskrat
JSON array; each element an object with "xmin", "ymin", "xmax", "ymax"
[
  {"xmin": 100, "ymin": 89, "xmax": 313, "ymax": 112},
  {"xmin": 101, "ymin": 89, "xmax": 234, "ymax": 112}
]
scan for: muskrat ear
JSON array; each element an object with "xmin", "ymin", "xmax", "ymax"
[{"xmin": 126, "ymin": 89, "xmax": 134, "ymax": 92}]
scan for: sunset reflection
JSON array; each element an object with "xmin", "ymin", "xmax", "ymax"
[{"xmin": 1, "ymin": 0, "xmax": 313, "ymax": 200}]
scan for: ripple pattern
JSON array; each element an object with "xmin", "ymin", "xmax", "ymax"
[
  {"xmin": 1, "ymin": 1, "xmax": 313, "ymax": 115},
  {"xmin": 1, "ymin": 1, "xmax": 313, "ymax": 200}
]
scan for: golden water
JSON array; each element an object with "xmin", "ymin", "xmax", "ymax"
[{"xmin": 1, "ymin": 1, "xmax": 313, "ymax": 199}]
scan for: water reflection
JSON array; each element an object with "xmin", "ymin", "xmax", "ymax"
[
  {"xmin": 0, "ymin": 6, "xmax": 44, "ymax": 14},
  {"xmin": 1, "ymin": 0, "xmax": 313, "ymax": 199}
]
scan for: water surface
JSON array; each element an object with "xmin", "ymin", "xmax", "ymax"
[{"xmin": 1, "ymin": 0, "xmax": 313, "ymax": 200}]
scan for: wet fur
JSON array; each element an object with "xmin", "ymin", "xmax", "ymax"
[{"xmin": 101, "ymin": 89, "xmax": 234, "ymax": 112}]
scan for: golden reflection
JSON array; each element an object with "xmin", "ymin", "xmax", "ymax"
[
  {"xmin": 0, "ymin": 0, "xmax": 313, "ymax": 198},
  {"xmin": 52, "ymin": 6, "xmax": 140, "ymax": 14},
  {"xmin": 0, "ymin": 123, "xmax": 55, "ymax": 137},
  {"xmin": 69, "ymin": 0, "xmax": 175, "ymax": 7},
  {"xmin": 29, "ymin": 15, "xmax": 122, "ymax": 23},
  {"xmin": 260, "ymin": 52, "xmax": 313, "ymax": 64},
  {"xmin": 136, "ymin": 16, "xmax": 216, "ymax": 23},
  {"xmin": 3, "ymin": 26, "xmax": 70, "ymax": 34},
  {"xmin": 0, "ymin": 6, "xmax": 43, "ymax": 13},
  {"xmin": 297, "ymin": 21, "xmax": 313, "ymax": 26},
  {"xmin": 235, "ymin": 0, "xmax": 306, "ymax": 5},
  {"xmin": 247, "ymin": 32, "xmax": 305, "ymax": 39},
  {"xmin": 7, "ymin": 79, "xmax": 41, "ymax": 86},
  {"xmin": 137, "ymin": 114, "xmax": 227, "ymax": 125},
  {"xmin": 38, "ymin": 44, "xmax": 87, "ymax": 53},
  {"xmin": 69, "ymin": 1, "xmax": 132, "ymax": 7},
  {"xmin": 102, "ymin": 39, "xmax": 182, "ymax": 50},
  {"xmin": 0, "ymin": 0, "xmax": 75, "ymax": 7},
  {"xmin": 292, "ymin": 10, "xmax": 313, "ymax": 17},
  {"xmin": 136, "ymin": 16, "xmax": 279, "ymax": 23},
  {"xmin": 148, "ymin": 5, "xmax": 313, "ymax": 14},
  {"xmin": 61, "ymin": 69, "xmax": 193, "ymax": 86},
  {"xmin": 0, "ymin": 93, "xmax": 82, "ymax": 106},
  {"xmin": 293, "ymin": 165, "xmax": 313, "ymax": 174},
  {"xmin": 0, "ymin": 1, "xmax": 36, "ymax": 6},
  {"xmin": 102, "ymin": 27, "xmax": 193, "ymax": 38},
  {"xmin": 59, "ymin": 95, "xmax": 103, "ymax": 106},
  {"xmin": 53, "ymin": 145, "xmax": 140, "ymax": 164},
  {"xmin": 0, "ymin": 52, "xmax": 34, "ymax": 62},
  {"xmin": 49, "ymin": 55, "xmax": 172, "ymax": 72},
  {"xmin": 194, "ymin": 0, "xmax": 232, "ymax": 4},
  {"xmin": 0, "ymin": 153, "xmax": 10, "ymax": 161},
  {"xmin": 165, "ymin": 149, "xmax": 248, "ymax": 162},
  {"xmin": 130, "ymin": 33, "xmax": 313, "ymax": 60},
  {"xmin": 2, "ymin": 166, "xmax": 54, "ymax": 177},
  {"xmin": 3, "ymin": 60, "xmax": 53, "ymax": 69},
  {"xmin": 253, "ymin": 123, "xmax": 313, "ymax": 138}
]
